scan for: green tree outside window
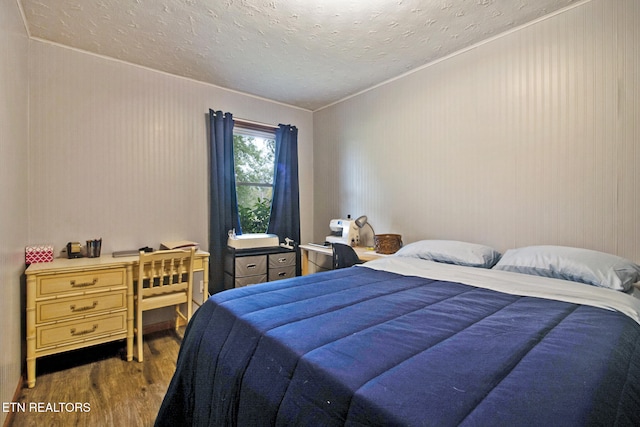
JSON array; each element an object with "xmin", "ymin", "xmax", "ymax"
[{"xmin": 233, "ymin": 132, "xmax": 275, "ymax": 233}]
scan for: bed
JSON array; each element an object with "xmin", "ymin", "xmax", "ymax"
[{"xmin": 156, "ymin": 242, "xmax": 640, "ymax": 426}]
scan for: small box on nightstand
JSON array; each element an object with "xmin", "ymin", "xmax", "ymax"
[{"xmin": 25, "ymin": 245, "xmax": 54, "ymax": 264}]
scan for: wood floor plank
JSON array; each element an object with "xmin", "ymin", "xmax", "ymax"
[{"xmin": 9, "ymin": 329, "xmax": 183, "ymax": 427}]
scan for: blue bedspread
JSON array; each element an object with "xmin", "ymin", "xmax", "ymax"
[{"xmin": 156, "ymin": 267, "xmax": 640, "ymax": 426}]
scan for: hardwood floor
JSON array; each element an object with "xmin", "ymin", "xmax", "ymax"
[{"xmin": 9, "ymin": 329, "xmax": 183, "ymax": 427}]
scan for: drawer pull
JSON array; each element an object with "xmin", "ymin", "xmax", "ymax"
[
  {"xmin": 246, "ymin": 264, "xmax": 257, "ymax": 269},
  {"xmin": 70, "ymin": 301, "xmax": 98, "ymax": 313},
  {"xmin": 70, "ymin": 324, "xmax": 98, "ymax": 336},
  {"xmin": 278, "ymin": 272, "xmax": 287, "ymax": 277},
  {"xmin": 278, "ymin": 257, "xmax": 287, "ymax": 263},
  {"xmin": 70, "ymin": 278, "xmax": 98, "ymax": 288}
]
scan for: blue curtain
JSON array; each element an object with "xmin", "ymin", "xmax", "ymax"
[
  {"xmin": 268, "ymin": 124, "xmax": 301, "ymax": 274},
  {"xmin": 208, "ymin": 110, "xmax": 241, "ymax": 293}
]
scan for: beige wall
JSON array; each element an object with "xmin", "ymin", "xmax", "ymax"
[
  {"xmin": 28, "ymin": 40, "xmax": 314, "ymax": 264},
  {"xmin": 0, "ymin": 0, "xmax": 29, "ymax": 422},
  {"xmin": 3, "ymin": 16, "xmax": 313, "ymax": 405},
  {"xmin": 313, "ymin": 0, "xmax": 640, "ymax": 262}
]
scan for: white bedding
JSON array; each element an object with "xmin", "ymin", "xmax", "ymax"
[{"xmin": 363, "ymin": 256, "xmax": 640, "ymax": 326}]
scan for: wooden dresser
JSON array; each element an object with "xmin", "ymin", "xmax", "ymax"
[
  {"xmin": 24, "ymin": 250, "xmax": 210, "ymax": 388},
  {"xmin": 25, "ymin": 257, "xmax": 135, "ymax": 388}
]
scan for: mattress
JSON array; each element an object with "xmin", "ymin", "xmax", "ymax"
[{"xmin": 156, "ymin": 257, "xmax": 640, "ymax": 426}]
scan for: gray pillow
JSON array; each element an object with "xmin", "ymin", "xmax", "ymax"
[
  {"xmin": 493, "ymin": 245, "xmax": 640, "ymax": 292},
  {"xmin": 394, "ymin": 240, "xmax": 502, "ymax": 268}
]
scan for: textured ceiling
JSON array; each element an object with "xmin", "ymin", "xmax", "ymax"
[{"xmin": 20, "ymin": 0, "xmax": 578, "ymax": 111}]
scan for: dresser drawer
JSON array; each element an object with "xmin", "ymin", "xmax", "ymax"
[
  {"xmin": 235, "ymin": 255, "xmax": 267, "ymax": 277},
  {"xmin": 37, "ymin": 290, "xmax": 127, "ymax": 323},
  {"xmin": 234, "ymin": 274, "xmax": 267, "ymax": 288},
  {"xmin": 37, "ymin": 269, "xmax": 126, "ymax": 298},
  {"xmin": 37, "ymin": 311, "xmax": 127, "ymax": 349},
  {"xmin": 268, "ymin": 266, "xmax": 296, "ymax": 281},
  {"xmin": 269, "ymin": 252, "xmax": 296, "ymax": 269}
]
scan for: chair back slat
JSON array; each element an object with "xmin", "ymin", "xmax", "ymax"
[{"xmin": 137, "ymin": 249, "xmax": 195, "ymax": 297}]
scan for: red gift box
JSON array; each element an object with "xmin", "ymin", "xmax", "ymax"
[{"xmin": 25, "ymin": 245, "xmax": 54, "ymax": 264}]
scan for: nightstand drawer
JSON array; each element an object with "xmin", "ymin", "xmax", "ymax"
[
  {"xmin": 37, "ymin": 311, "xmax": 127, "ymax": 349},
  {"xmin": 269, "ymin": 252, "xmax": 296, "ymax": 268},
  {"xmin": 37, "ymin": 269, "xmax": 126, "ymax": 297},
  {"xmin": 235, "ymin": 255, "xmax": 267, "ymax": 277},
  {"xmin": 269, "ymin": 266, "xmax": 296, "ymax": 281},
  {"xmin": 37, "ymin": 290, "xmax": 127, "ymax": 323},
  {"xmin": 234, "ymin": 274, "xmax": 267, "ymax": 288}
]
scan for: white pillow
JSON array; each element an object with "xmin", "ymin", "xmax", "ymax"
[
  {"xmin": 394, "ymin": 240, "xmax": 502, "ymax": 269},
  {"xmin": 493, "ymin": 245, "xmax": 640, "ymax": 292}
]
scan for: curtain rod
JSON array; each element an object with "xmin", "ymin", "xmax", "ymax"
[{"xmin": 235, "ymin": 117, "xmax": 279, "ymax": 130}]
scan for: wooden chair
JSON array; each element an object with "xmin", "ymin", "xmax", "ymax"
[{"xmin": 136, "ymin": 248, "xmax": 195, "ymax": 362}]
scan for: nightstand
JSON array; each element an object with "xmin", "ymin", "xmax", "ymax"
[{"xmin": 224, "ymin": 246, "xmax": 297, "ymax": 289}]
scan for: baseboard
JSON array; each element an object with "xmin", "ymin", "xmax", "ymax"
[{"xmin": 3, "ymin": 374, "xmax": 24, "ymax": 427}]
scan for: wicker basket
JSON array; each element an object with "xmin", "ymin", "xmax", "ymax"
[{"xmin": 374, "ymin": 234, "xmax": 403, "ymax": 254}]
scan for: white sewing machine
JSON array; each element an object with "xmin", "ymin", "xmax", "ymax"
[{"xmin": 325, "ymin": 219, "xmax": 360, "ymax": 246}]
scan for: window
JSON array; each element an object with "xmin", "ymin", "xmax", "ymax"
[{"xmin": 233, "ymin": 124, "xmax": 276, "ymax": 233}]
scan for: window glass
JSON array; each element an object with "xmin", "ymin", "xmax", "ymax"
[{"xmin": 233, "ymin": 126, "xmax": 276, "ymax": 233}]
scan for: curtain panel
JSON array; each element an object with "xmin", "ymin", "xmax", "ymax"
[
  {"xmin": 268, "ymin": 124, "xmax": 301, "ymax": 275},
  {"xmin": 208, "ymin": 110, "xmax": 241, "ymax": 293}
]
